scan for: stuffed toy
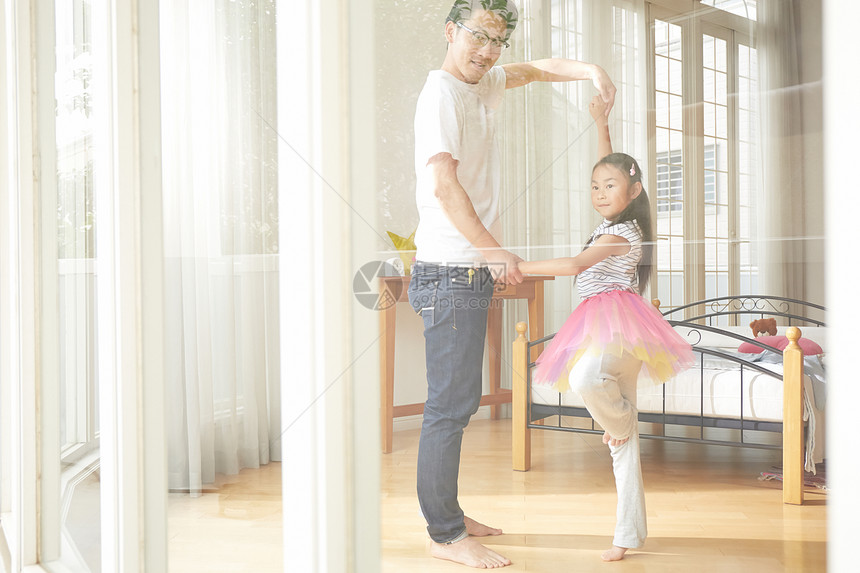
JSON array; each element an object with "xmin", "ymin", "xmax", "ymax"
[{"xmin": 749, "ymin": 318, "xmax": 777, "ymax": 338}]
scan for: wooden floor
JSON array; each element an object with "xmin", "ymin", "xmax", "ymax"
[
  {"xmin": 381, "ymin": 418, "xmax": 827, "ymax": 572},
  {"xmin": 164, "ymin": 418, "xmax": 826, "ymax": 571},
  {"xmin": 168, "ymin": 463, "xmax": 283, "ymax": 572}
]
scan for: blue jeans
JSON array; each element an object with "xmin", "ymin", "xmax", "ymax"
[{"xmin": 408, "ymin": 262, "xmax": 495, "ymax": 543}]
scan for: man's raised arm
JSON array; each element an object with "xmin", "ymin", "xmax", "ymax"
[{"xmin": 502, "ymin": 59, "xmax": 616, "ymax": 115}]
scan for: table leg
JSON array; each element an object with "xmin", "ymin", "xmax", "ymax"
[
  {"xmin": 380, "ymin": 304, "xmax": 396, "ymax": 453},
  {"xmin": 527, "ymin": 284, "xmax": 546, "ymax": 426},
  {"xmin": 487, "ymin": 298, "xmax": 503, "ymax": 420},
  {"xmin": 527, "ymin": 283, "xmax": 545, "ymax": 362}
]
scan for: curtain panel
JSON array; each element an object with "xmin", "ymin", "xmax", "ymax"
[
  {"xmin": 160, "ymin": 0, "xmax": 281, "ymax": 493},
  {"xmin": 756, "ymin": 0, "xmax": 807, "ymax": 301}
]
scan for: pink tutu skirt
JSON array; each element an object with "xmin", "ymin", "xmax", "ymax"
[{"xmin": 533, "ymin": 290, "xmax": 695, "ymax": 392}]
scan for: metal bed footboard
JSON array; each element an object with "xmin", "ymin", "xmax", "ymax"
[
  {"xmin": 524, "ymin": 342, "xmax": 784, "ymax": 450},
  {"xmin": 511, "ymin": 295, "xmax": 823, "ymax": 504},
  {"xmin": 521, "ymin": 294, "xmax": 825, "ymax": 450}
]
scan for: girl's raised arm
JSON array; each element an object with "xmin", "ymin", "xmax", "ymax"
[
  {"xmin": 589, "ymin": 95, "xmax": 613, "ymax": 160},
  {"xmin": 519, "ymin": 234, "xmax": 630, "ymax": 277}
]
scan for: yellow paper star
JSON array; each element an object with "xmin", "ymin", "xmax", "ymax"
[{"xmin": 387, "ymin": 230, "xmax": 416, "ymax": 275}]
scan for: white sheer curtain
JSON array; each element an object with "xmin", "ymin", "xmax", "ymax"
[
  {"xmin": 756, "ymin": 0, "xmax": 806, "ymax": 300},
  {"xmin": 160, "ymin": 0, "xmax": 281, "ymax": 493},
  {"xmin": 499, "ymin": 0, "xmax": 648, "ymax": 345}
]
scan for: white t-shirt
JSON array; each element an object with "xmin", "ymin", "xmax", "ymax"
[{"xmin": 413, "ymin": 67, "xmax": 506, "ymax": 265}]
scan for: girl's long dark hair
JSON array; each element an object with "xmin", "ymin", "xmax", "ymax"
[{"xmin": 592, "ymin": 153, "xmax": 653, "ymax": 294}]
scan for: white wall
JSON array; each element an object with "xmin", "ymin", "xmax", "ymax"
[{"xmin": 824, "ymin": 2, "xmax": 860, "ymax": 570}]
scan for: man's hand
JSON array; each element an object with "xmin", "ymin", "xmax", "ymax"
[
  {"xmin": 589, "ymin": 65, "xmax": 616, "ymax": 116},
  {"xmin": 483, "ymin": 249, "xmax": 524, "ymax": 285}
]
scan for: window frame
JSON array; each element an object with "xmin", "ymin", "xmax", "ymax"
[
  {"xmin": 2, "ymin": 0, "xmax": 42, "ymax": 568},
  {"xmin": 647, "ymin": 2, "xmax": 757, "ymax": 319},
  {"xmin": 1, "ymin": 1, "xmax": 168, "ymax": 570}
]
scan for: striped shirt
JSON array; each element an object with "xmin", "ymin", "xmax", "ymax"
[{"xmin": 577, "ymin": 220, "xmax": 643, "ymax": 299}]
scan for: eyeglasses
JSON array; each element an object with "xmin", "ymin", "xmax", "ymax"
[{"xmin": 455, "ymin": 21, "xmax": 510, "ymax": 51}]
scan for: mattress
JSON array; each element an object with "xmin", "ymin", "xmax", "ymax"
[{"xmin": 531, "ymin": 352, "xmax": 802, "ymax": 422}]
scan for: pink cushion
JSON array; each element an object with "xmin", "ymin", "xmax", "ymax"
[{"xmin": 737, "ymin": 335, "xmax": 823, "ymax": 355}]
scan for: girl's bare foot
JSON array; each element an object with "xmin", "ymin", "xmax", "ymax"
[
  {"xmin": 602, "ymin": 431, "xmax": 629, "ymax": 447},
  {"xmin": 601, "ymin": 545, "xmax": 628, "ymax": 561},
  {"xmin": 430, "ymin": 536, "xmax": 512, "ymax": 569},
  {"xmin": 465, "ymin": 515, "xmax": 502, "ymax": 536}
]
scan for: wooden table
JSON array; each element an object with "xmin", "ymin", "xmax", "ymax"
[{"xmin": 379, "ymin": 274, "xmax": 553, "ymax": 453}]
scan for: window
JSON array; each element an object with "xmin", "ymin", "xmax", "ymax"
[
  {"xmin": 702, "ymin": 33, "xmax": 730, "ymax": 303},
  {"xmin": 56, "ymin": 0, "xmax": 98, "ymax": 455},
  {"xmin": 55, "ymin": 1, "xmax": 102, "ymax": 569},
  {"xmin": 656, "ymin": 149, "xmax": 683, "ymax": 212},
  {"xmin": 653, "ymin": 18, "xmax": 685, "ymax": 309},
  {"xmin": 737, "ymin": 41, "xmax": 759, "ymax": 294},
  {"xmin": 700, "ymin": 0, "xmax": 757, "ymax": 21},
  {"xmin": 650, "ymin": 6, "xmax": 759, "ymax": 320}
]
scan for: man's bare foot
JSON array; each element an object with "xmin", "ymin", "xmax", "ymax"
[
  {"xmin": 430, "ymin": 536, "xmax": 511, "ymax": 569},
  {"xmin": 465, "ymin": 516, "xmax": 502, "ymax": 537},
  {"xmin": 601, "ymin": 545, "xmax": 628, "ymax": 562},
  {"xmin": 602, "ymin": 431, "xmax": 629, "ymax": 447}
]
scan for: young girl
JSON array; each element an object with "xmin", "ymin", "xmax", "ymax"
[{"xmin": 519, "ymin": 96, "xmax": 694, "ymax": 562}]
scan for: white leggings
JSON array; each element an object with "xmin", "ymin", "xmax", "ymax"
[{"xmin": 568, "ymin": 352, "xmax": 647, "ymax": 549}]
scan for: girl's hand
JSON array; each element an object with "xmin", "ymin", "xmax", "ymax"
[
  {"xmin": 484, "ymin": 249, "xmax": 524, "ymax": 285},
  {"xmin": 589, "ymin": 95, "xmax": 608, "ymax": 122}
]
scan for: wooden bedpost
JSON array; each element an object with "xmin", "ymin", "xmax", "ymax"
[
  {"xmin": 512, "ymin": 322, "xmax": 531, "ymax": 471},
  {"xmin": 782, "ymin": 326, "xmax": 804, "ymax": 505}
]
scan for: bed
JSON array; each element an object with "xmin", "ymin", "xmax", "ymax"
[{"xmin": 510, "ymin": 295, "xmax": 826, "ymax": 505}]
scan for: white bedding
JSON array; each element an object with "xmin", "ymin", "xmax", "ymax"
[
  {"xmin": 529, "ymin": 325, "xmax": 827, "ymax": 472},
  {"xmin": 534, "ymin": 356, "xmax": 786, "ymax": 420}
]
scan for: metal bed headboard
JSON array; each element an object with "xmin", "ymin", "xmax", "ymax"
[{"xmin": 658, "ymin": 295, "xmax": 826, "ymax": 327}]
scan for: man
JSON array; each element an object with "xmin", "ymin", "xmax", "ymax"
[{"xmin": 407, "ymin": 1, "xmax": 616, "ymax": 567}]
